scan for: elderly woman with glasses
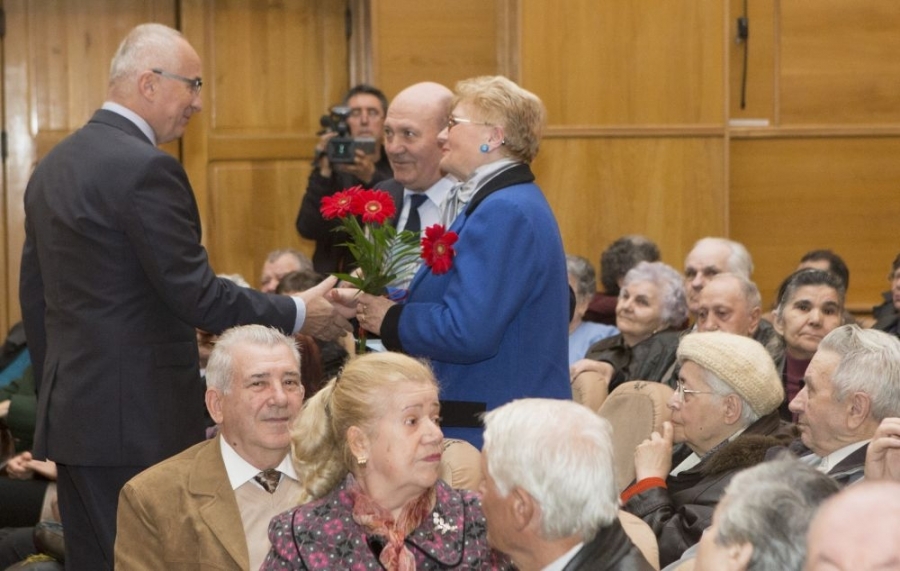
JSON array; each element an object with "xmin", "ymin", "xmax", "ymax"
[
  {"xmin": 618, "ymin": 331, "xmax": 794, "ymax": 567},
  {"xmin": 262, "ymin": 352, "xmax": 512, "ymax": 570},
  {"xmin": 330, "ymin": 76, "xmax": 570, "ymax": 449},
  {"xmin": 570, "ymin": 261, "xmax": 688, "ymax": 411}
]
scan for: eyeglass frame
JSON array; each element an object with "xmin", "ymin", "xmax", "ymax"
[
  {"xmin": 674, "ymin": 379, "xmax": 717, "ymax": 401},
  {"xmin": 446, "ymin": 115, "xmax": 493, "ymax": 130},
  {"xmin": 151, "ymin": 68, "xmax": 203, "ymax": 95}
]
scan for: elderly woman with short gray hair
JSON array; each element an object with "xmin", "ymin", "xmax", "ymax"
[{"xmin": 571, "ymin": 261, "xmax": 688, "ymax": 410}]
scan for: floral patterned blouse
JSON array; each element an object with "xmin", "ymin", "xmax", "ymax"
[{"xmin": 261, "ymin": 476, "xmax": 513, "ymax": 570}]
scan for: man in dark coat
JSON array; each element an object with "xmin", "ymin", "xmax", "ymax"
[
  {"xmin": 481, "ymin": 399, "xmax": 654, "ymax": 571},
  {"xmin": 18, "ymin": 23, "xmax": 349, "ymax": 570}
]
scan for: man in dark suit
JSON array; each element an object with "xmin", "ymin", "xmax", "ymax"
[{"xmin": 18, "ymin": 23, "xmax": 349, "ymax": 570}]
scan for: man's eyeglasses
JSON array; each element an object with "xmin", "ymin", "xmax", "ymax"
[
  {"xmin": 446, "ymin": 116, "xmax": 492, "ymax": 130},
  {"xmin": 152, "ymin": 69, "xmax": 203, "ymax": 95},
  {"xmin": 674, "ymin": 380, "xmax": 716, "ymax": 401}
]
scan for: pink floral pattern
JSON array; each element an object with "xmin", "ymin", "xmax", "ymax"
[{"xmin": 262, "ymin": 476, "xmax": 512, "ymax": 570}]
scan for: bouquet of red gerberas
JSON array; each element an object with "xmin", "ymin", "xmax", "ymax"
[
  {"xmin": 321, "ymin": 185, "xmax": 421, "ymax": 295},
  {"xmin": 321, "ymin": 186, "xmax": 458, "ymax": 352}
]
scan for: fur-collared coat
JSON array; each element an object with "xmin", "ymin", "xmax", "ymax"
[{"xmin": 623, "ymin": 411, "xmax": 797, "ymax": 567}]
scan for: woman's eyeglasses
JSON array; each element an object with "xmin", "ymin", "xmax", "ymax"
[{"xmin": 446, "ymin": 115, "xmax": 492, "ymax": 130}]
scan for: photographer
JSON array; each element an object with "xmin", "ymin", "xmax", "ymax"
[{"xmin": 296, "ymin": 84, "xmax": 393, "ymax": 274}]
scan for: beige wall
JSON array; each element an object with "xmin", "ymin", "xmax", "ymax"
[{"xmin": 2, "ymin": 0, "xmax": 897, "ymax": 332}]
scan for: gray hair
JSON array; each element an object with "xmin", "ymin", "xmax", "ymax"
[
  {"xmin": 482, "ymin": 399, "xmax": 618, "ymax": 542},
  {"xmin": 109, "ymin": 23, "xmax": 184, "ymax": 87},
  {"xmin": 693, "ymin": 237, "xmax": 754, "ymax": 278},
  {"xmin": 701, "ymin": 367, "xmax": 760, "ymax": 426},
  {"xmin": 712, "ymin": 456, "xmax": 840, "ymax": 571},
  {"xmin": 265, "ymin": 248, "xmax": 314, "ymax": 272},
  {"xmin": 205, "ymin": 325, "xmax": 300, "ymax": 393},
  {"xmin": 566, "ymin": 254, "xmax": 597, "ymax": 303},
  {"xmin": 622, "ymin": 261, "xmax": 688, "ymax": 329},
  {"xmin": 707, "ymin": 272, "xmax": 762, "ymax": 310},
  {"xmin": 819, "ymin": 325, "xmax": 900, "ymax": 421}
]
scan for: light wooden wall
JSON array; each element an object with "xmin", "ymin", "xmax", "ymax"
[{"xmin": 2, "ymin": 0, "xmax": 897, "ymax": 333}]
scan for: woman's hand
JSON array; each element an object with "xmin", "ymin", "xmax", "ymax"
[
  {"xmin": 354, "ymin": 293, "xmax": 397, "ymax": 336},
  {"xmin": 634, "ymin": 421, "xmax": 674, "ymax": 481}
]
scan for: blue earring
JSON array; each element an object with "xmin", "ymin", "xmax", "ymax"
[{"xmin": 479, "ymin": 143, "xmax": 490, "ymax": 153}]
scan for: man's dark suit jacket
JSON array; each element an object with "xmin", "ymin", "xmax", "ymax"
[{"xmin": 19, "ymin": 109, "xmax": 297, "ymax": 467}]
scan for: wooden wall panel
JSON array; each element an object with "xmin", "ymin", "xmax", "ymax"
[
  {"xmin": 181, "ymin": 0, "xmax": 349, "ymax": 283},
  {"xmin": 2, "ymin": 0, "xmax": 176, "ymax": 332},
  {"xmin": 779, "ymin": 1, "xmax": 900, "ymax": 125},
  {"xmin": 731, "ymin": 137, "xmax": 900, "ymax": 310},
  {"xmin": 369, "ymin": 0, "xmax": 501, "ymax": 98},
  {"xmin": 206, "ymin": 162, "xmax": 312, "ymax": 287},
  {"xmin": 520, "ymin": 0, "xmax": 725, "ymax": 126},
  {"xmin": 534, "ymin": 137, "xmax": 726, "ymax": 271}
]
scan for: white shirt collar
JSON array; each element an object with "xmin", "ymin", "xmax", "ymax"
[
  {"xmin": 541, "ymin": 542, "xmax": 584, "ymax": 571},
  {"xmin": 404, "ymin": 174, "xmax": 456, "ymax": 206},
  {"xmin": 218, "ymin": 434, "xmax": 297, "ymax": 491},
  {"xmin": 819, "ymin": 439, "xmax": 871, "ymax": 473},
  {"xmin": 101, "ymin": 101, "xmax": 157, "ymax": 146}
]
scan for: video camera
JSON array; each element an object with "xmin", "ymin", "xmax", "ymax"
[{"xmin": 319, "ymin": 106, "xmax": 377, "ymax": 164}]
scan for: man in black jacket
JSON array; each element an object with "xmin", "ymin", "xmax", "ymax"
[{"xmin": 481, "ymin": 399, "xmax": 653, "ymax": 571}]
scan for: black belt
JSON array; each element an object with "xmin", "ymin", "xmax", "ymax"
[{"xmin": 439, "ymin": 400, "xmax": 487, "ymax": 428}]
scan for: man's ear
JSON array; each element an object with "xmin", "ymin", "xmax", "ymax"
[
  {"xmin": 347, "ymin": 426, "xmax": 370, "ymax": 462},
  {"xmin": 137, "ymin": 70, "xmax": 158, "ymax": 100},
  {"xmin": 511, "ymin": 487, "xmax": 538, "ymax": 531},
  {"xmin": 747, "ymin": 306, "xmax": 762, "ymax": 335},
  {"xmin": 206, "ymin": 388, "xmax": 224, "ymax": 425},
  {"xmin": 728, "ymin": 542, "xmax": 754, "ymax": 569},
  {"xmin": 846, "ymin": 391, "xmax": 873, "ymax": 431}
]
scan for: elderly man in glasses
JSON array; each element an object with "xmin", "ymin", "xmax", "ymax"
[{"xmin": 620, "ymin": 331, "xmax": 793, "ymax": 567}]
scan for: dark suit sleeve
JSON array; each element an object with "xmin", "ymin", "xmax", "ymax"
[
  {"xmin": 19, "ymin": 214, "xmax": 47, "ymax": 392},
  {"xmin": 122, "ymin": 153, "xmax": 296, "ymax": 334}
]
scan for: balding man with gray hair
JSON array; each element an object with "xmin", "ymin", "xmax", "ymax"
[
  {"xmin": 683, "ymin": 237, "xmax": 754, "ymax": 317},
  {"xmin": 377, "ymin": 81, "xmax": 457, "ymax": 287}
]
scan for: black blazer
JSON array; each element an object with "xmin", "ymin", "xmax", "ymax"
[{"xmin": 20, "ymin": 109, "xmax": 297, "ymax": 467}]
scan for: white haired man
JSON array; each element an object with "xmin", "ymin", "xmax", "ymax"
[
  {"xmin": 785, "ymin": 324, "xmax": 900, "ymax": 485},
  {"xmin": 481, "ymin": 398, "xmax": 653, "ymax": 571}
]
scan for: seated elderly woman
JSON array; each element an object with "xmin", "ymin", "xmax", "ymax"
[
  {"xmin": 330, "ymin": 76, "xmax": 570, "ymax": 449},
  {"xmin": 772, "ymin": 268, "xmax": 845, "ymax": 420},
  {"xmin": 691, "ymin": 457, "xmax": 839, "ymax": 571},
  {"xmin": 570, "ymin": 260, "xmax": 687, "ymax": 410},
  {"xmin": 262, "ymin": 352, "xmax": 512, "ymax": 570},
  {"xmin": 567, "ymin": 254, "xmax": 618, "ymax": 365},
  {"xmin": 619, "ymin": 331, "xmax": 794, "ymax": 568}
]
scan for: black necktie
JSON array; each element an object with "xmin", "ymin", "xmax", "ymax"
[
  {"xmin": 254, "ymin": 469, "xmax": 281, "ymax": 494},
  {"xmin": 404, "ymin": 193, "xmax": 428, "ymax": 233}
]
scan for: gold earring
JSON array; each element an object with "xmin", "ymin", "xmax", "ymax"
[{"xmin": 357, "ymin": 456, "xmax": 367, "ymax": 467}]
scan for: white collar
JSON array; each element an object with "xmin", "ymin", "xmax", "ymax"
[
  {"xmin": 101, "ymin": 101, "xmax": 157, "ymax": 146},
  {"xmin": 541, "ymin": 542, "xmax": 584, "ymax": 571},
  {"xmin": 218, "ymin": 434, "xmax": 297, "ymax": 491},
  {"xmin": 404, "ymin": 175, "xmax": 456, "ymax": 205},
  {"xmin": 819, "ymin": 439, "xmax": 871, "ymax": 473}
]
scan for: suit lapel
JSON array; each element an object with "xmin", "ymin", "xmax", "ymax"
[{"xmin": 191, "ymin": 437, "xmax": 250, "ymax": 570}]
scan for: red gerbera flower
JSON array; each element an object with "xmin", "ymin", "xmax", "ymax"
[
  {"xmin": 351, "ymin": 189, "xmax": 396, "ymax": 224},
  {"xmin": 421, "ymin": 224, "xmax": 458, "ymax": 275},
  {"xmin": 320, "ymin": 185, "xmax": 362, "ymax": 219}
]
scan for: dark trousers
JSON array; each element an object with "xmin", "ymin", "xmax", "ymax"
[{"xmin": 56, "ymin": 464, "xmax": 142, "ymax": 571}]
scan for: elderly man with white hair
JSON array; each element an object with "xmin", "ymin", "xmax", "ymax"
[
  {"xmin": 783, "ymin": 324, "xmax": 900, "ymax": 485},
  {"xmin": 480, "ymin": 398, "xmax": 653, "ymax": 571},
  {"xmin": 621, "ymin": 331, "xmax": 793, "ymax": 567}
]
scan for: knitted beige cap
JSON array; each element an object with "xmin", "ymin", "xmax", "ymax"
[{"xmin": 677, "ymin": 331, "xmax": 784, "ymax": 416}]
